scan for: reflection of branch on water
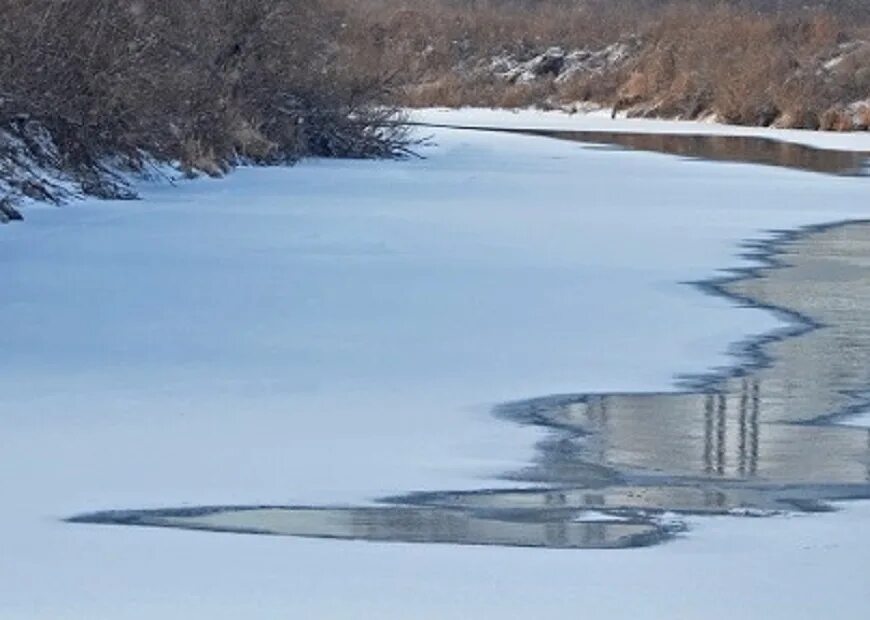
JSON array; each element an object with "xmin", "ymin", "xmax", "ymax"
[{"xmin": 69, "ymin": 221, "xmax": 870, "ymax": 549}]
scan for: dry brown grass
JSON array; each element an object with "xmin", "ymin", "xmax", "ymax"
[
  {"xmin": 332, "ymin": 0, "xmax": 870, "ymax": 130},
  {"xmin": 618, "ymin": 5, "xmax": 843, "ymax": 125}
]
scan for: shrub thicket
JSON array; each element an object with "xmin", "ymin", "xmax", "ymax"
[{"xmin": 0, "ymin": 0, "xmax": 407, "ymax": 207}]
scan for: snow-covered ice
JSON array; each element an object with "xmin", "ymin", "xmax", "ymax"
[{"xmin": 2, "ymin": 117, "xmax": 870, "ymax": 618}]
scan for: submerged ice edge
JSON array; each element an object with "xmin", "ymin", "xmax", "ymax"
[{"xmin": 68, "ymin": 220, "xmax": 870, "ymax": 549}]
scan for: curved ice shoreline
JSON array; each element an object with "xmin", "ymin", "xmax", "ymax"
[
  {"xmin": 6, "ymin": 119, "xmax": 870, "ymax": 617},
  {"xmin": 69, "ymin": 220, "xmax": 870, "ymax": 548}
]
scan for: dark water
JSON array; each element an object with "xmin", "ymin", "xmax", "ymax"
[
  {"xmin": 69, "ymin": 220, "xmax": 870, "ymax": 549},
  {"xmin": 420, "ymin": 123, "xmax": 870, "ymax": 177}
]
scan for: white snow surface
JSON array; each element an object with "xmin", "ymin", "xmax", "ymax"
[
  {"xmin": 2, "ymin": 118, "xmax": 870, "ymax": 619},
  {"xmin": 412, "ymin": 107, "xmax": 870, "ymax": 152}
]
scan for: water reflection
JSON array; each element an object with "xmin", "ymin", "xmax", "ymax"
[
  {"xmin": 525, "ymin": 130, "xmax": 870, "ymax": 176},
  {"xmin": 73, "ymin": 505, "xmax": 664, "ymax": 549},
  {"xmin": 420, "ymin": 123, "xmax": 870, "ymax": 176},
  {"xmin": 70, "ymin": 221, "xmax": 870, "ymax": 548}
]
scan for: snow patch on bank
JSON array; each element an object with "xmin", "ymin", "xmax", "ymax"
[{"xmin": 490, "ymin": 41, "xmax": 638, "ymax": 85}]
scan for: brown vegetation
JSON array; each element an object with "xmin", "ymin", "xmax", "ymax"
[
  {"xmin": 331, "ymin": 0, "xmax": 870, "ymax": 130},
  {"xmin": 0, "ymin": 0, "xmax": 407, "ymax": 208}
]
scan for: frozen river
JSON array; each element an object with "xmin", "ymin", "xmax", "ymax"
[{"xmin": 2, "ymin": 113, "xmax": 870, "ymax": 617}]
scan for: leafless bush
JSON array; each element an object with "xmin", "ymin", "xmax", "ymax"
[{"xmin": 0, "ymin": 0, "xmax": 408, "ymax": 207}]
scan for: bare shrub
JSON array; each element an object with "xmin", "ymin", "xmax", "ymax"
[{"xmin": 0, "ymin": 0, "xmax": 408, "ymax": 207}]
